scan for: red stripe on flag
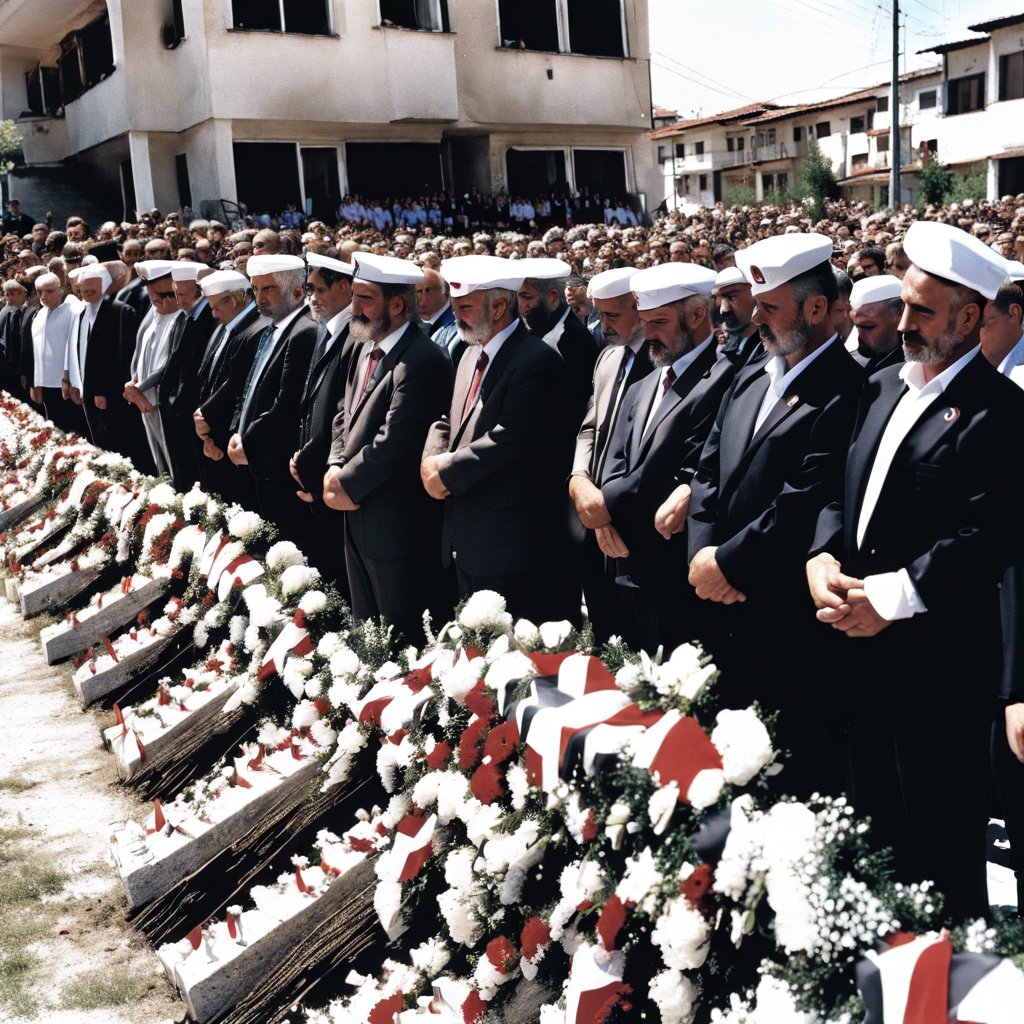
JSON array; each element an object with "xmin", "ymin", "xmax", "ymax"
[
  {"xmin": 904, "ymin": 937, "xmax": 952, "ymax": 1024},
  {"xmin": 529, "ymin": 651, "xmax": 573, "ymax": 676},
  {"xmin": 648, "ymin": 716, "xmax": 723, "ymax": 804}
]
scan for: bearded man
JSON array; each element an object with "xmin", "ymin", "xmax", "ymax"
[{"xmin": 686, "ymin": 233, "xmax": 863, "ymax": 799}]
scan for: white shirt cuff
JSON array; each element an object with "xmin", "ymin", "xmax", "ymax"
[{"xmin": 863, "ymin": 568, "xmax": 928, "ymax": 621}]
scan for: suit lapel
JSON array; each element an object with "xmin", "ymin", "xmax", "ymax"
[
  {"xmin": 717, "ymin": 368, "xmax": 770, "ymax": 489},
  {"xmin": 347, "ymin": 323, "xmax": 416, "ymax": 431},
  {"xmin": 638, "ymin": 341, "xmax": 716, "ymax": 453},
  {"xmin": 451, "ymin": 327, "xmax": 522, "ymax": 448}
]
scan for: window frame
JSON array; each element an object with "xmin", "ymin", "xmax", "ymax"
[
  {"xmin": 999, "ymin": 50, "xmax": 1024, "ymax": 102},
  {"xmin": 815, "ymin": 121, "xmax": 831, "ymax": 139},
  {"xmin": 231, "ymin": 0, "xmax": 334, "ymax": 35},
  {"xmin": 918, "ymin": 88, "xmax": 937, "ymax": 110},
  {"xmin": 946, "ymin": 72, "xmax": 986, "ymax": 116},
  {"xmin": 496, "ymin": 0, "xmax": 629, "ymax": 58},
  {"xmin": 379, "ymin": 0, "xmax": 450, "ymax": 33}
]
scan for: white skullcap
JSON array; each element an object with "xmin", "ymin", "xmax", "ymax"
[
  {"xmin": 79, "ymin": 264, "xmax": 112, "ymax": 291},
  {"xmin": 587, "ymin": 267, "xmax": 637, "ymax": 301},
  {"xmin": 82, "ymin": 255, "xmax": 98, "ymax": 265},
  {"xmin": 903, "ymin": 221, "xmax": 1008, "ymax": 301},
  {"xmin": 713, "ymin": 266, "xmax": 750, "ymax": 291},
  {"xmin": 67, "ymin": 266, "xmax": 85, "ymax": 282},
  {"xmin": 307, "ymin": 252, "xmax": 355, "ymax": 276},
  {"xmin": 517, "ymin": 256, "xmax": 573, "ymax": 281},
  {"xmin": 353, "ymin": 252, "xmax": 424, "ymax": 285},
  {"xmin": 1004, "ymin": 259, "xmax": 1024, "ymax": 283},
  {"xmin": 170, "ymin": 261, "xmax": 209, "ymax": 282},
  {"xmin": 200, "ymin": 269, "xmax": 250, "ymax": 297},
  {"xmin": 440, "ymin": 255, "xmax": 524, "ymax": 297},
  {"xmin": 850, "ymin": 274, "xmax": 903, "ymax": 310},
  {"xmin": 631, "ymin": 262, "xmax": 718, "ymax": 310},
  {"xmin": 135, "ymin": 259, "xmax": 177, "ymax": 281},
  {"xmin": 734, "ymin": 233, "xmax": 833, "ymax": 297},
  {"xmin": 246, "ymin": 254, "xmax": 306, "ymax": 277}
]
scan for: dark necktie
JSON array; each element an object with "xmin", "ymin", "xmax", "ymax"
[
  {"xmin": 662, "ymin": 366, "xmax": 677, "ymax": 396},
  {"xmin": 593, "ymin": 346, "xmax": 632, "ymax": 479},
  {"xmin": 242, "ymin": 324, "xmax": 276, "ymax": 402},
  {"xmin": 463, "ymin": 350, "xmax": 489, "ymax": 417},
  {"xmin": 310, "ymin": 322, "xmax": 330, "ymax": 369},
  {"xmin": 358, "ymin": 347, "xmax": 382, "ymax": 404}
]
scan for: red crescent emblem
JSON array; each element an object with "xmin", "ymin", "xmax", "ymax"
[{"xmin": 943, "ymin": 406, "xmax": 959, "ymax": 423}]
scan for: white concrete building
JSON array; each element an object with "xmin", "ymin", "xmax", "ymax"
[{"xmin": 0, "ymin": 0, "xmax": 659, "ymax": 221}]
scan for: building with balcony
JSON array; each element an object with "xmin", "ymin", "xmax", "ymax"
[{"xmin": 0, "ymin": 0, "xmax": 660, "ymax": 222}]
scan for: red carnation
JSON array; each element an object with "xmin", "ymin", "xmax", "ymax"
[
  {"xmin": 482, "ymin": 720, "xmax": 520, "ymax": 765},
  {"xmin": 425, "ymin": 741, "xmax": 451, "ymax": 770},
  {"xmin": 470, "ymin": 761, "xmax": 504, "ymax": 804},
  {"xmin": 520, "ymin": 916, "xmax": 551, "ymax": 961},
  {"xmin": 464, "ymin": 679, "xmax": 496, "ymax": 720},
  {"xmin": 485, "ymin": 935, "xmax": 517, "ymax": 973},
  {"xmin": 680, "ymin": 863, "xmax": 714, "ymax": 911},
  {"xmin": 581, "ymin": 809, "xmax": 600, "ymax": 843},
  {"xmin": 461, "ymin": 991, "xmax": 488, "ymax": 1024},
  {"xmin": 458, "ymin": 715, "xmax": 491, "ymax": 771},
  {"xmin": 596, "ymin": 894, "xmax": 632, "ymax": 951}
]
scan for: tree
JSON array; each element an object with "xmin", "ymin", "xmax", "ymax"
[
  {"xmin": 0, "ymin": 120, "xmax": 23, "ymax": 177},
  {"xmin": 725, "ymin": 185, "xmax": 757, "ymax": 207},
  {"xmin": 801, "ymin": 136, "xmax": 840, "ymax": 220},
  {"xmin": 948, "ymin": 168, "xmax": 988, "ymax": 203},
  {"xmin": 917, "ymin": 155, "xmax": 953, "ymax": 206}
]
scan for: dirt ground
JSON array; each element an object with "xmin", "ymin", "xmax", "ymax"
[{"xmin": 0, "ymin": 596, "xmax": 184, "ymax": 1024}]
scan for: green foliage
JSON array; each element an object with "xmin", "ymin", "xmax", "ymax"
[
  {"xmin": 801, "ymin": 137, "xmax": 840, "ymax": 220},
  {"xmin": 949, "ymin": 168, "xmax": 988, "ymax": 203},
  {"xmin": 918, "ymin": 157, "xmax": 954, "ymax": 206},
  {"xmin": 726, "ymin": 185, "xmax": 757, "ymax": 207},
  {"xmin": 0, "ymin": 120, "xmax": 22, "ymax": 176}
]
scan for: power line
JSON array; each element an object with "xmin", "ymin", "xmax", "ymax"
[
  {"xmin": 650, "ymin": 51, "xmax": 756, "ymax": 102},
  {"xmin": 650, "ymin": 59, "xmax": 755, "ymax": 102},
  {"xmin": 783, "ymin": 0, "xmax": 879, "ymax": 36},
  {"xmin": 904, "ymin": 0, "xmax": 948, "ymax": 20}
]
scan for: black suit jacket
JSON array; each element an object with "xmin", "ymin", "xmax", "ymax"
[
  {"xmin": 423, "ymin": 322, "xmax": 574, "ymax": 576},
  {"xmin": 0, "ymin": 304, "xmax": 26, "ymax": 376},
  {"xmin": 552, "ymin": 307, "xmax": 598, "ymax": 432},
  {"xmin": 159, "ymin": 302, "xmax": 216, "ymax": 416},
  {"xmin": 82, "ymin": 297, "xmax": 138, "ymax": 402},
  {"xmin": 295, "ymin": 322, "xmax": 355, "ymax": 500},
  {"xmin": 687, "ymin": 338, "xmax": 864, "ymax": 605},
  {"xmin": 852, "ymin": 344, "xmax": 903, "ymax": 377},
  {"xmin": 603, "ymin": 340, "xmax": 736, "ymax": 586},
  {"xmin": 238, "ymin": 308, "xmax": 317, "ymax": 480},
  {"xmin": 198, "ymin": 306, "xmax": 269, "ymax": 449},
  {"xmin": 812, "ymin": 352, "xmax": 1024, "ymax": 702},
  {"xmin": 17, "ymin": 306, "xmax": 40, "ymax": 383},
  {"xmin": 331, "ymin": 322, "xmax": 452, "ymax": 559}
]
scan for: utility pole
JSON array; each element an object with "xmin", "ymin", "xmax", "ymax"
[{"xmin": 890, "ymin": 0, "xmax": 901, "ymax": 208}]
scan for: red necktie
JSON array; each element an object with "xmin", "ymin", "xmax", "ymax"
[
  {"xmin": 463, "ymin": 350, "xmax": 489, "ymax": 417},
  {"xmin": 358, "ymin": 347, "xmax": 382, "ymax": 403},
  {"xmin": 661, "ymin": 366, "xmax": 677, "ymax": 396}
]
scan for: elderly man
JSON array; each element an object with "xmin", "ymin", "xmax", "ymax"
[
  {"xmin": 124, "ymin": 261, "xmax": 179, "ymax": 474},
  {"xmin": 157, "ymin": 262, "xmax": 216, "ymax": 489},
  {"xmin": 807, "ymin": 222, "xmax": 1024, "ymax": 921},
  {"xmin": 291, "ymin": 252, "xmax": 356, "ymax": 585},
  {"xmin": 422, "ymin": 255, "xmax": 576, "ymax": 624},
  {"xmin": 687, "ymin": 233, "xmax": 863, "ymax": 798},
  {"xmin": 22, "ymin": 272, "xmax": 84, "ymax": 433},
  {"xmin": 193, "ymin": 270, "xmax": 268, "ymax": 506},
  {"xmin": 0, "ymin": 278, "xmax": 29, "ymax": 397},
  {"xmin": 322, "ymin": 254, "xmax": 452, "ymax": 641},
  {"xmin": 600, "ymin": 263, "xmax": 736, "ymax": 654},
  {"xmin": 712, "ymin": 266, "xmax": 762, "ymax": 367},
  {"xmin": 227, "ymin": 253, "xmax": 317, "ymax": 538},
  {"xmin": 981, "ymin": 274, "xmax": 1024, "ymax": 383},
  {"xmin": 516, "ymin": 256, "xmax": 597, "ymax": 431},
  {"xmin": 849, "ymin": 275, "xmax": 904, "ymax": 375},
  {"xmin": 569, "ymin": 267, "xmax": 652, "ymax": 641},
  {"xmin": 415, "ymin": 266, "xmax": 458, "ymax": 350}
]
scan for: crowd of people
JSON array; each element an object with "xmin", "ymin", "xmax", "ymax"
[{"xmin": 3, "ymin": 188, "xmax": 1024, "ymax": 931}]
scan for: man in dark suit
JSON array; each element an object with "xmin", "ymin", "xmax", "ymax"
[
  {"xmin": 807, "ymin": 221, "xmax": 1024, "ymax": 922},
  {"xmin": 66, "ymin": 265, "xmax": 138, "ymax": 452},
  {"xmin": 422, "ymin": 255, "xmax": 577, "ymax": 624},
  {"xmin": 323, "ymin": 254, "xmax": 452, "ymax": 641},
  {"xmin": 848, "ymin": 274, "xmax": 904, "ymax": 375},
  {"xmin": 226, "ymin": 254, "xmax": 316, "ymax": 539},
  {"xmin": 158, "ymin": 262, "xmax": 216, "ymax": 490},
  {"xmin": 290, "ymin": 252, "xmax": 357, "ymax": 586},
  {"xmin": 1, "ymin": 279, "xmax": 29, "ymax": 398},
  {"xmin": 569, "ymin": 267, "xmax": 652, "ymax": 642},
  {"xmin": 416, "ymin": 267, "xmax": 459, "ymax": 351},
  {"xmin": 601, "ymin": 264, "xmax": 737, "ymax": 655},
  {"xmin": 516, "ymin": 256, "xmax": 597, "ymax": 433},
  {"xmin": 713, "ymin": 266, "xmax": 764, "ymax": 367},
  {"xmin": 193, "ymin": 270, "xmax": 267, "ymax": 508},
  {"xmin": 687, "ymin": 234, "xmax": 863, "ymax": 798}
]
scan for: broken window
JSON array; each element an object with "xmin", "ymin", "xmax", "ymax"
[{"xmin": 380, "ymin": 0, "xmax": 449, "ymax": 31}]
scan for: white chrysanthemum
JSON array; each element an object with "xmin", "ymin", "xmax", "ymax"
[
  {"xmin": 648, "ymin": 780, "xmax": 680, "ymax": 835},
  {"xmin": 761, "ymin": 802, "xmax": 819, "ymax": 954},
  {"xmin": 458, "ymin": 590, "xmax": 513, "ymax": 633},
  {"xmin": 329, "ymin": 646, "xmax": 361, "ymax": 680},
  {"xmin": 439, "ymin": 654, "xmax": 486, "ymax": 704},
  {"xmin": 299, "ymin": 590, "xmax": 327, "ymax": 615},
  {"xmin": 712, "ymin": 708, "xmax": 774, "ymax": 786},
  {"xmin": 194, "ymin": 622, "xmax": 209, "ymax": 649},
  {"xmin": 309, "ymin": 717, "xmax": 337, "ymax": 748},
  {"xmin": 317, "ymin": 631, "xmax": 343, "ymax": 658},
  {"xmin": 266, "ymin": 540, "xmax": 304, "ymax": 570},
  {"xmin": 228, "ymin": 509, "xmax": 263, "ymax": 541},
  {"xmin": 649, "ymin": 968, "xmax": 697, "ymax": 1024},
  {"xmin": 281, "ymin": 564, "xmax": 321, "ymax": 599},
  {"xmin": 507, "ymin": 763, "xmax": 530, "ymax": 811},
  {"xmin": 147, "ymin": 482, "xmax": 178, "ymax": 507},
  {"xmin": 538, "ymin": 619, "xmax": 572, "ymax": 650},
  {"xmin": 616, "ymin": 847, "xmax": 663, "ymax": 913},
  {"xmin": 229, "ymin": 615, "xmax": 247, "ymax": 645},
  {"xmin": 292, "ymin": 699, "xmax": 320, "ymax": 730},
  {"xmin": 409, "ymin": 937, "xmax": 450, "ymax": 976},
  {"xmin": 651, "ymin": 894, "xmax": 710, "ymax": 971},
  {"xmin": 513, "ymin": 618, "xmax": 540, "ymax": 648}
]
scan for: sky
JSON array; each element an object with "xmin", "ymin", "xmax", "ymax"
[{"xmin": 648, "ymin": 0, "xmax": 1016, "ymax": 118}]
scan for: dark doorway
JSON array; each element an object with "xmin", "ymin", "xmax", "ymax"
[
  {"xmin": 301, "ymin": 147, "xmax": 341, "ymax": 219},
  {"xmin": 498, "ymin": 0, "xmax": 558, "ymax": 51},
  {"xmin": 120, "ymin": 159, "xmax": 137, "ymax": 221},
  {"xmin": 175, "ymin": 153, "xmax": 192, "ymax": 211},
  {"xmin": 506, "ymin": 149, "xmax": 567, "ymax": 195},
  {"xmin": 999, "ymin": 157, "xmax": 1024, "ymax": 198},
  {"xmin": 567, "ymin": 0, "xmax": 624, "ymax": 56},
  {"xmin": 572, "ymin": 149, "xmax": 626, "ymax": 196},
  {"xmin": 232, "ymin": 142, "xmax": 301, "ymax": 215},
  {"xmin": 345, "ymin": 142, "xmax": 443, "ymax": 198}
]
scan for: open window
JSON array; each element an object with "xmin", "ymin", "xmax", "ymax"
[
  {"xmin": 498, "ymin": 0, "xmax": 559, "ymax": 51},
  {"xmin": 947, "ymin": 73, "xmax": 985, "ymax": 115},
  {"xmin": 380, "ymin": 0, "xmax": 450, "ymax": 32},
  {"xmin": 498, "ymin": 0, "xmax": 626, "ymax": 56},
  {"xmin": 999, "ymin": 51, "xmax": 1024, "ymax": 102},
  {"xmin": 566, "ymin": 0, "xmax": 625, "ymax": 57},
  {"xmin": 231, "ymin": 0, "xmax": 332, "ymax": 34}
]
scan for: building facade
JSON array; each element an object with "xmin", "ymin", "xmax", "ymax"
[{"xmin": 0, "ymin": 0, "xmax": 659, "ymax": 221}]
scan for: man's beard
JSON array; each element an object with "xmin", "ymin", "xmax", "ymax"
[
  {"xmin": 759, "ymin": 312, "xmax": 814, "ymax": 358},
  {"xmin": 649, "ymin": 324, "xmax": 693, "ymax": 367},
  {"xmin": 350, "ymin": 310, "xmax": 390, "ymax": 343},
  {"xmin": 721, "ymin": 311, "xmax": 746, "ymax": 332},
  {"xmin": 902, "ymin": 325, "xmax": 963, "ymax": 366},
  {"xmin": 456, "ymin": 319, "xmax": 492, "ymax": 347},
  {"xmin": 524, "ymin": 303, "xmax": 551, "ymax": 335}
]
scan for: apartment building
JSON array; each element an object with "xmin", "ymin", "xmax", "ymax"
[{"xmin": 0, "ymin": 0, "xmax": 660, "ymax": 220}]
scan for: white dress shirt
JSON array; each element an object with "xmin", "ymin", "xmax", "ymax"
[
  {"xmin": 642, "ymin": 334, "xmax": 714, "ymax": 439},
  {"xmin": 470, "ymin": 317, "xmax": 520, "ymax": 393},
  {"xmin": 541, "ymin": 306, "xmax": 572, "ymax": 350},
  {"xmin": 65, "ymin": 300, "xmax": 100, "ymax": 392},
  {"xmin": 32, "ymin": 303, "xmax": 76, "ymax": 388},
  {"xmin": 753, "ymin": 334, "xmax": 837, "ymax": 434},
  {"xmin": 349, "ymin": 320, "xmax": 407, "ymax": 415},
  {"xmin": 325, "ymin": 306, "xmax": 352, "ymax": 346},
  {"xmin": 425, "ymin": 303, "xmax": 452, "ymax": 328},
  {"xmin": 997, "ymin": 331, "xmax": 1024, "ymax": 383},
  {"xmin": 856, "ymin": 344, "xmax": 982, "ymax": 621}
]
